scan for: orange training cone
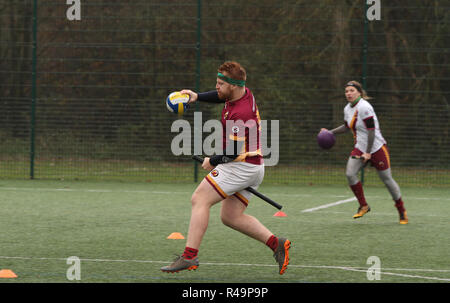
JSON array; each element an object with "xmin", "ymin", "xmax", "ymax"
[
  {"xmin": 167, "ymin": 232, "xmax": 185, "ymax": 239},
  {"xmin": 273, "ymin": 211, "xmax": 287, "ymax": 217},
  {"xmin": 0, "ymin": 269, "xmax": 18, "ymax": 278}
]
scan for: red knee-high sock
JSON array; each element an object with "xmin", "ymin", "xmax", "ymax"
[
  {"xmin": 265, "ymin": 235, "xmax": 278, "ymax": 252},
  {"xmin": 350, "ymin": 182, "xmax": 368, "ymax": 207},
  {"xmin": 394, "ymin": 197, "xmax": 405, "ymax": 213},
  {"xmin": 182, "ymin": 247, "xmax": 198, "ymax": 260}
]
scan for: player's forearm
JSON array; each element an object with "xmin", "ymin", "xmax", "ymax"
[
  {"xmin": 198, "ymin": 91, "xmax": 224, "ymax": 103},
  {"xmin": 209, "ymin": 140, "xmax": 244, "ymax": 166},
  {"xmin": 363, "ymin": 117, "xmax": 375, "ymax": 153},
  {"xmin": 366, "ymin": 129, "xmax": 375, "ymax": 153},
  {"xmin": 209, "ymin": 154, "xmax": 238, "ymax": 166},
  {"xmin": 330, "ymin": 124, "xmax": 348, "ymax": 134}
]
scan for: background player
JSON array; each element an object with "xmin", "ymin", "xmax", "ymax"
[{"xmin": 320, "ymin": 80, "xmax": 408, "ymax": 224}]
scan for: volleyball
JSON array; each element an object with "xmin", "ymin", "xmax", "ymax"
[
  {"xmin": 166, "ymin": 91, "xmax": 190, "ymax": 115},
  {"xmin": 317, "ymin": 130, "xmax": 336, "ymax": 150}
]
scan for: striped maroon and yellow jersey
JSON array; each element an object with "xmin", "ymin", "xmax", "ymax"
[{"xmin": 221, "ymin": 88, "xmax": 263, "ymax": 165}]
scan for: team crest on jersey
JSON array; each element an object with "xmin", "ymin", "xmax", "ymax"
[
  {"xmin": 211, "ymin": 169, "xmax": 219, "ymax": 177},
  {"xmin": 224, "ymin": 111, "xmax": 229, "ymax": 119}
]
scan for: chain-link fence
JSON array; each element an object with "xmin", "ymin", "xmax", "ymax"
[{"xmin": 0, "ymin": 1, "xmax": 448, "ymax": 186}]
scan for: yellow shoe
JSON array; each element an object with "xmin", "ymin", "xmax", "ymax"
[
  {"xmin": 353, "ymin": 205, "xmax": 371, "ymax": 219},
  {"xmin": 399, "ymin": 210, "xmax": 408, "ymax": 225}
]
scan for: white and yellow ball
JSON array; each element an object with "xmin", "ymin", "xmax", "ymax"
[{"xmin": 166, "ymin": 91, "xmax": 189, "ymax": 115}]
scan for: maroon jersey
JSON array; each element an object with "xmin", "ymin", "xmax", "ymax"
[{"xmin": 221, "ymin": 88, "xmax": 263, "ymax": 165}]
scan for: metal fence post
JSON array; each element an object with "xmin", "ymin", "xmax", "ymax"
[
  {"xmin": 360, "ymin": 0, "xmax": 369, "ymax": 185},
  {"xmin": 30, "ymin": 0, "xmax": 38, "ymax": 179},
  {"xmin": 194, "ymin": 0, "xmax": 202, "ymax": 182}
]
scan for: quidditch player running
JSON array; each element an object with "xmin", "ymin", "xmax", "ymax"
[{"xmin": 161, "ymin": 61, "xmax": 291, "ymax": 274}]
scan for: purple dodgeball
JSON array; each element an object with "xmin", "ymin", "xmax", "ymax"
[{"xmin": 317, "ymin": 130, "xmax": 336, "ymax": 149}]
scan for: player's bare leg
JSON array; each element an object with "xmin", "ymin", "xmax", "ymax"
[
  {"xmin": 221, "ymin": 195, "xmax": 291, "ymax": 275},
  {"xmin": 220, "ymin": 195, "xmax": 272, "ymax": 242},
  {"xmin": 186, "ymin": 178, "xmax": 223, "ymax": 249},
  {"xmin": 161, "ymin": 178, "xmax": 222, "ymax": 273}
]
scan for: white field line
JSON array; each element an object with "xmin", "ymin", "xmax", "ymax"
[
  {"xmin": 328, "ymin": 266, "xmax": 450, "ymax": 282},
  {"xmin": 274, "ymin": 193, "xmax": 450, "ymax": 201},
  {"xmin": 301, "ymin": 194, "xmax": 450, "ymax": 215},
  {"xmin": 0, "ymin": 255, "xmax": 449, "ymax": 282},
  {"xmin": 0, "ymin": 187, "xmax": 188, "ymax": 195},
  {"xmin": 301, "ymin": 197, "xmax": 357, "ymax": 213}
]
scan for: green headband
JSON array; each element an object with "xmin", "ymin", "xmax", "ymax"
[{"xmin": 217, "ymin": 72, "xmax": 246, "ymax": 87}]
